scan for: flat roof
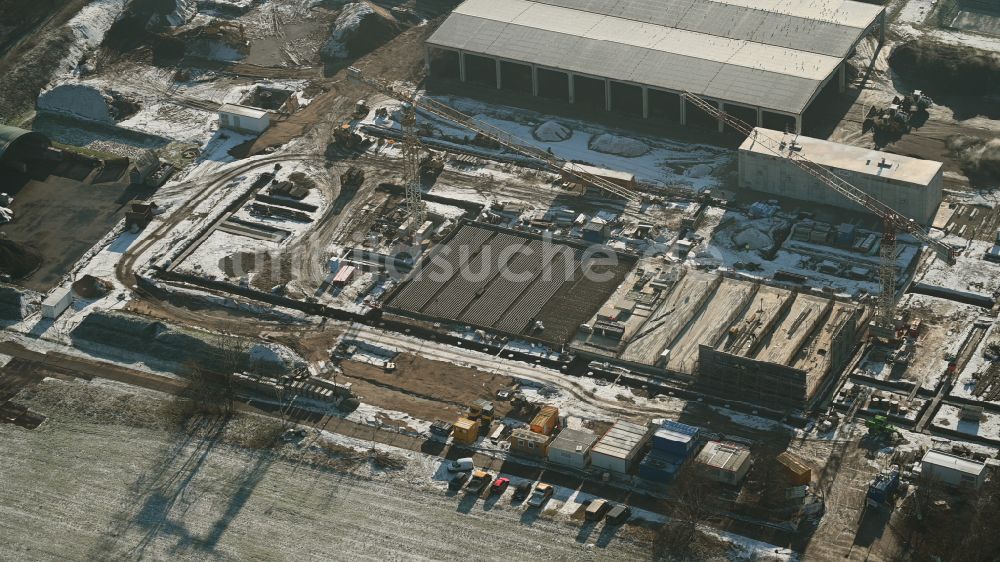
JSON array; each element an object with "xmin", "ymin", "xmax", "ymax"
[
  {"xmin": 564, "ymin": 162, "xmax": 635, "ymax": 182},
  {"xmin": 591, "ymin": 420, "xmax": 650, "ymax": 460},
  {"xmin": 549, "ymin": 428, "xmax": 599, "ymax": 451},
  {"xmin": 740, "ymin": 128, "xmax": 943, "ymax": 186},
  {"xmin": 696, "ymin": 440, "xmax": 751, "ymax": 472},
  {"xmin": 428, "ymin": 0, "xmax": 883, "ymax": 115},
  {"xmin": 922, "ymin": 449, "xmax": 987, "ymax": 476},
  {"xmin": 219, "ymin": 103, "xmax": 269, "ymax": 119}
]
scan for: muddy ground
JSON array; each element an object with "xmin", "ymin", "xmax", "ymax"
[{"xmin": 340, "ymin": 353, "xmax": 516, "ymax": 422}]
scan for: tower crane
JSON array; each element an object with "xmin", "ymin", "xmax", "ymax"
[
  {"xmin": 682, "ymin": 91, "xmax": 955, "ymax": 338},
  {"xmin": 346, "ymin": 67, "xmax": 641, "ymax": 220}
]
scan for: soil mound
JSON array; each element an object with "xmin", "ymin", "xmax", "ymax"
[
  {"xmin": 220, "ymin": 251, "xmax": 258, "ymax": 278},
  {"xmin": 72, "ymin": 274, "xmax": 112, "ymax": 299},
  {"xmin": 0, "ymin": 284, "xmax": 28, "ymax": 321},
  {"xmin": 72, "ymin": 311, "xmax": 305, "ymax": 376},
  {"xmin": 947, "ymin": 135, "xmax": 1000, "ymax": 179},
  {"xmin": 0, "ymin": 239, "xmax": 42, "ymax": 280},
  {"xmin": 889, "ymin": 39, "xmax": 1000, "ymax": 95},
  {"xmin": 321, "ymin": 2, "xmax": 401, "ymax": 59}
]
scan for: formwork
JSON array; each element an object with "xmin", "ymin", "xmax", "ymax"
[{"xmin": 386, "ymin": 222, "xmax": 636, "ymax": 345}]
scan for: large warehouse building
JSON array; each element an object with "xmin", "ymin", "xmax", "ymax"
[
  {"xmin": 425, "ymin": 0, "xmax": 886, "ymax": 133},
  {"xmin": 738, "ymin": 128, "xmax": 944, "ymax": 225}
]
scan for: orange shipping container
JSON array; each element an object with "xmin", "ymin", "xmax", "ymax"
[{"xmin": 530, "ymin": 406, "xmax": 560, "ymax": 435}]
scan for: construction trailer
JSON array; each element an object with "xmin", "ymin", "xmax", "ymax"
[
  {"xmin": 547, "ymin": 428, "xmax": 598, "ymax": 469},
  {"xmin": 738, "ymin": 129, "xmax": 944, "ymax": 226},
  {"xmin": 41, "ymin": 287, "xmax": 73, "ymax": 319},
  {"xmin": 590, "ymin": 420, "xmax": 654, "ymax": 474},
  {"xmin": 425, "ymin": 0, "xmax": 887, "ymax": 133},
  {"xmin": 452, "ymin": 417, "xmax": 481, "ymax": 445},
  {"xmin": 509, "ymin": 427, "xmax": 550, "ymax": 458},
  {"xmin": 651, "ymin": 420, "xmax": 701, "ymax": 456},
  {"xmin": 638, "ymin": 448, "xmax": 686, "ymax": 483},
  {"xmin": 218, "ymin": 104, "xmax": 271, "ymax": 134},
  {"xmin": 776, "ymin": 451, "xmax": 813, "ymax": 486},
  {"xmin": 530, "ymin": 405, "xmax": 559, "ymax": 435},
  {"xmin": 695, "ymin": 441, "xmax": 752, "ymax": 485},
  {"xmin": 559, "ymin": 163, "xmax": 636, "ymax": 191},
  {"xmin": 920, "ymin": 450, "xmax": 988, "ymax": 489}
]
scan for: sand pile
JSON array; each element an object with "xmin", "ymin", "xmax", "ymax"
[{"xmin": 589, "ymin": 133, "xmax": 649, "ymax": 157}]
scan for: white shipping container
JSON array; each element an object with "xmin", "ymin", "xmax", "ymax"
[{"xmin": 41, "ymin": 287, "xmax": 73, "ymax": 319}]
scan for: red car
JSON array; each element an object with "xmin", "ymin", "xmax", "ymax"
[{"xmin": 490, "ymin": 477, "xmax": 510, "ymax": 495}]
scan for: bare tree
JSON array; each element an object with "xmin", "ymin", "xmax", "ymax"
[
  {"xmin": 182, "ymin": 332, "xmax": 251, "ymax": 415},
  {"xmin": 653, "ymin": 464, "xmax": 723, "ymax": 560}
]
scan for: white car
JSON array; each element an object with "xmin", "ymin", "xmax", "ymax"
[{"xmin": 447, "ymin": 457, "xmax": 474, "ymax": 472}]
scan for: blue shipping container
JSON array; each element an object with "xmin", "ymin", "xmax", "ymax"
[
  {"xmin": 652, "ymin": 420, "xmax": 700, "ymax": 455},
  {"xmin": 638, "ymin": 449, "xmax": 685, "ymax": 482}
]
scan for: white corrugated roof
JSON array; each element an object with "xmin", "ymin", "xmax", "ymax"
[
  {"xmin": 740, "ymin": 127, "xmax": 943, "ymax": 186},
  {"xmin": 428, "ymin": 0, "xmax": 884, "ymax": 115},
  {"xmin": 219, "ymin": 104, "xmax": 269, "ymax": 119},
  {"xmin": 591, "ymin": 420, "xmax": 650, "ymax": 460},
  {"xmin": 922, "ymin": 450, "xmax": 987, "ymax": 476}
]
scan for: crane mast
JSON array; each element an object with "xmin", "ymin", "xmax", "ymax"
[
  {"xmin": 346, "ymin": 67, "xmax": 640, "ymax": 203},
  {"xmin": 682, "ymin": 91, "xmax": 955, "ymax": 336},
  {"xmin": 399, "ymin": 102, "xmax": 425, "ymax": 230}
]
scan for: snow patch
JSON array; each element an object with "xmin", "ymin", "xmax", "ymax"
[
  {"xmin": 533, "ymin": 120, "xmax": 571, "ymax": 142},
  {"xmin": 589, "ymin": 133, "xmax": 650, "ymax": 157}
]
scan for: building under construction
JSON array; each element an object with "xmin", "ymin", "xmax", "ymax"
[
  {"xmin": 425, "ymin": 0, "xmax": 886, "ymax": 132},
  {"xmin": 572, "ymin": 269, "xmax": 866, "ymax": 410},
  {"xmin": 739, "ymin": 128, "xmax": 944, "ymax": 225},
  {"xmin": 386, "ymin": 222, "xmax": 635, "ymax": 345}
]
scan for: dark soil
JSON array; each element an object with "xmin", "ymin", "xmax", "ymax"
[
  {"xmin": 889, "ymin": 39, "xmax": 1000, "ymax": 96},
  {"xmin": 220, "ymin": 251, "xmax": 258, "ymax": 278},
  {"xmin": 71, "ymin": 274, "xmax": 111, "ymax": 299},
  {"xmin": 0, "ymin": 239, "xmax": 42, "ymax": 280}
]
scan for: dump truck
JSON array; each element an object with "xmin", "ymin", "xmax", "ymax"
[
  {"xmin": 466, "ymin": 470, "xmax": 491, "ymax": 494},
  {"xmin": 866, "ymin": 467, "xmax": 900, "ymax": 509},
  {"xmin": 468, "ymin": 399, "xmax": 495, "ymax": 426},
  {"xmin": 333, "ymin": 123, "xmax": 363, "ymax": 148}
]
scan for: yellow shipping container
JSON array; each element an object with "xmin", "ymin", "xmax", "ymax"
[{"xmin": 453, "ymin": 417, "xmax": 481, "ymax": 445}]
